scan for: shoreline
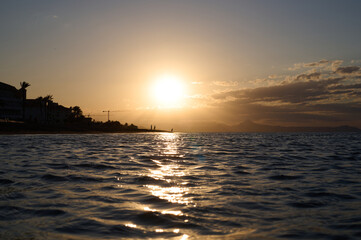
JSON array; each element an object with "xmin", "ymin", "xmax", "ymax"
[
  {"xmin": 0, "ymin": 129, "xmax": 170, "ymax": 135},
  {"xmin": 0, "ymin": 122, "xmax": 172, "ymax": 135}
]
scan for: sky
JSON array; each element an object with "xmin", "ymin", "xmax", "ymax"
[{"xmin": 1, "ymin": 0, "xmax": 361, "ymax": 131}]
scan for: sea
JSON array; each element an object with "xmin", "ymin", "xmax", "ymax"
[{"xmin": 0, "ymin": 132, "xmax": 360, "ymax": 239}]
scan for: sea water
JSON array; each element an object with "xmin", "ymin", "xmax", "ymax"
[{"xmin": 0, "ymin": 132, "xmax": 360, "ymax": 239}]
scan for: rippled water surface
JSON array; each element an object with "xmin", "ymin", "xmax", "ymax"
[{"xmin": 1, "ymin": 132, "xmax": 361, "ymax": 239}]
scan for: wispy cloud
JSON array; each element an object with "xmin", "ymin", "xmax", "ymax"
[
  {"xmin": 303, "ymin": 59, "xmax": 329, "ymax": 67},
  {"xmin": 331, "ymin": 60, "xmax": 343, "ymax": 71},
  {"xmin": 288, "ymin": 63, "xmax": 303, "ymax": 71},
  {"xmin": 213, "ymin": 81, "xmax": 238, "ymax": 87},
  {"xmin": 335, "ymin": 66, "xmax": 361, "ymax": 75},
  {"xmin": 294, "ymin": 72, "xmax": 321, "ymax": 82},
  {"xmin": 268, "ymin": 74, "xmax": 280, "ymax": 79},
  {"xmin": 214, "ymin": 77, "xmax": 346, "ymax": 104},
  {"xmin": 288, "ymin": 59, "xmax": 343, "ymax": 71}
]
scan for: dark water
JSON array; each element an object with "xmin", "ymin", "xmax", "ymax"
[{"xmin": 0, "ymin": 133, "xmax": 361, "ymax": 239}]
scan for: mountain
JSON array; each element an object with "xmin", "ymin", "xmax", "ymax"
[{"xmin": 231, "ymin": 120, "xmax": 361, "ymax": 132}]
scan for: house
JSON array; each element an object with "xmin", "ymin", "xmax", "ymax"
[
  {"xmin": 46, "ymin": 102, "xmax": 72, "ymax": 124},
  {"xmin": 0, "ymin": 81, "xmax": 72, "ymax": 124},
  {"xmin": 0, "ymin": 82, "xmax": 22, "ymax": 121},
  {"xmin": 25, "ymin": 99, "xmax": 47, "ymax": 124},
  {"xmin": 25, "ymin": 99, "xmax": 72, "ymax": 124}
]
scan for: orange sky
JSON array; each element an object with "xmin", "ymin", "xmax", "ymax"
[{"xmin": 1, "ymin": 1, "xmax": 361, "ymax": 131}]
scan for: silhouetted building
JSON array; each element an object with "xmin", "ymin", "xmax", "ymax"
[
  {"xmin": 0, "ymin": 81, "xmax": 72, "ymax": 124},
  {"xmin": 25, "ymin": 100, "xmax": 71, "ymax": 124},
  {"xmin": 0, "ymin": 82, "xmax": 22, "ymax": 121},
  {"xmin": 25, "ymin": 99, "xmax": 46, "ymax": 123},
  {"xmin": 46, "ymin": 102, "xmax": 71, "ymax": 124}
]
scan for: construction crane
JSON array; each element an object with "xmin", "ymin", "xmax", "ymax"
[
  {"xmin": 85, "ymin": 113, "xmax": 106, "ymax": 119},
  {"xmin": 102, "ymin": 110, "xmax": 123, "ymax": 122}
]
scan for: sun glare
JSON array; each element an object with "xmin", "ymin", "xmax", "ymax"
[{"xmin": 152, "ymin": 74, "xmax": 185, "ymax": 107}]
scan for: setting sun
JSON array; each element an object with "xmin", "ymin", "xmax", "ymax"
[{"xmin": 152, "ymin": 74, "xmax": 185, "ymax": 107}]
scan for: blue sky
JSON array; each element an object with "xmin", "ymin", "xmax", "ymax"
[{"xmin": 1, "ymin": 0, "xmax": 361, "ymax": 129}]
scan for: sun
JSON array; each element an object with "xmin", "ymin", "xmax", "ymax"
[{"xmin": 152, "ymin": 74, "xmax": 185, "ymax": 107}]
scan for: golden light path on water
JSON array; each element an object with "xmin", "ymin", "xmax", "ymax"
[
  {"xmin": 126, "ymin": 133, "xmax": 190, "ymax": 239},
  {"xmin": 146, "ymin": 133, "xmax": 191, "ymax": 206}
]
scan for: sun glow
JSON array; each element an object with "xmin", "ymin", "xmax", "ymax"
[{"xmin": 152, "ymin": 74, "xmax": 185, "ymax": 107}]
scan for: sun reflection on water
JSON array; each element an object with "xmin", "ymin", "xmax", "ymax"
[
  {"xmin": 141, "ymin": 133, "xmax": 192, "ymax": 237},
  {"xmin": 146, "ymin": 185, "xmax": 190, "ymax": 205},
  {"xmin": 181, "ymin": 234, "xmax": 189, "ymax": 240},
  {"xmin": 144, "ymin": 133, "xmax": 192, "ymax": 206},
  {"xmin": 148, "ymin": 163, "xmax": 185, "ymax": 180},
  {"xmin": 144, "ymin": 206, "xmax": 183, "ymax": 216},
  {"xmin": 125, "ymin": 223, "xmax": 137, "ymax": 228}
]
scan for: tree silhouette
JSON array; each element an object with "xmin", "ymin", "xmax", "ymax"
[
  {"xmin": 70, "ymin": 106, "xmax": 84, "ymax": 119},
  {"xmin": 35, "ymin": 95, "xmax": 54, "ymax": 123},
  {"xmin": 43, "ymin": 95, "xmax": 53, "ymax": 103},
  {"xmin": 20, "ymin": 82, "xmax": 30, "ymax": 90}
]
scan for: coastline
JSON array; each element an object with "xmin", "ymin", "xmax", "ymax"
[
  {"xmin": 0, "ymin": 130, "xmax": 170, "ymax": 135},
  {"xmin": 0, "ymin": 129, "xmax": 170, "ymax": 135},
  {"xmin": 0, "ymin": 122, "xmax": 171, "ymax": 135}
]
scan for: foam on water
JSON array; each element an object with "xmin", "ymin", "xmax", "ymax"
[{"xmin": 0, "ymin": 132, "xmax": 361, "ymax": 239}]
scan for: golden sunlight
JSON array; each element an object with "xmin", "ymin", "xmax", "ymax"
[{"xmin": 152, "ymin": 74, "xmax": 185, "ymax": 107}]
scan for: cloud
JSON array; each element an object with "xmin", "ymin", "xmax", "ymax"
[
  {"xmin": 213, "ymin": 81, "xmax": 238, "ymax": 87},
  {"xmin": 192, "ymin": 81, "xmax": 203, "ymax": 85},
  {"xmin": 331, "ymin": 60, "xmax": 343, "ymax": 71},
  {"xmin": 268, "ymin": 75, "xmax": 280, "ymax": 79},
  {"xmin": 288, "ymin": 63, "xmax": 303, "ymax": 71},
  {"xmin": 288, "ymin": 59, "xmax": 343, "ymax": 71},
  {"xmin": 335, "ymin": 66, "xmax": 361, "ymax": 75},
  {"xmin": 295, "ymin": 72, "xmax": 321, "ymax": 81},
  {"xmin": 210, "ymin": 61, "xmax": 361, "ymax": 127},
  {"xmin": 214, "ymin": 77, "xmax": 345, "ymax": 104},
  {"xmin": 303, "ymin": 59, "xmax": 329, "ymax": 67},
  {"xmin": 288, "ymin": 60, "xmax": 328, "ymax": 70}
]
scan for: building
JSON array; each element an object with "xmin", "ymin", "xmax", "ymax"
[
  {"xmin": 0, "ymin": 82, "xmax": 22, "ymax": 121},
  {"xmin": 25, "ymin": 99, "xmax": 46, "ymax": 124},
  {"xmin": 46, "ymin": 102, "xmax": 72, "ymax": 124},
  {"xmin": 0, "ymin": 81, "xmax": 72, "ymax": 124},
  {"xmin": 25, "ymin": 99, "xmax": 72, "ymax": 124}
]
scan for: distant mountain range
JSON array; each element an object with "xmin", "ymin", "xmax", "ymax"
[
  {"xmin": 173, "ymin": 120, "xmax": 361, "ymax": 132},
  {"xmin": 230, "ymin": 120, "xmax": 361, "ymax": 132}
]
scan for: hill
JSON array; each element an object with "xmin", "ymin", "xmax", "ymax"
[{"xmin": 231, "ymin": 120, "xmax": 361, "ymax": 132}]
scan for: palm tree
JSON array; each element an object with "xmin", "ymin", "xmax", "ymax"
[
  {"xmin": 70, "ymin": 106, "xmax": 83, "ymax": 119},
  {"xmin": 20, "ymin": 81, "xmax": 30, "ymax": 90},
  {"xmin": 20, "ymin": 82, "xmax": 30, "ymax": 121},
  {"xmin": 35, "ymin": 97, "xmax": 45, "ymax": 123},
  {"xmin": 43, "ymin": 95, "xmax": 53, "ymax": 103},
  {"xmin": 43, "ymin": 95, "xmax": 54, "ymax": 123}
]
